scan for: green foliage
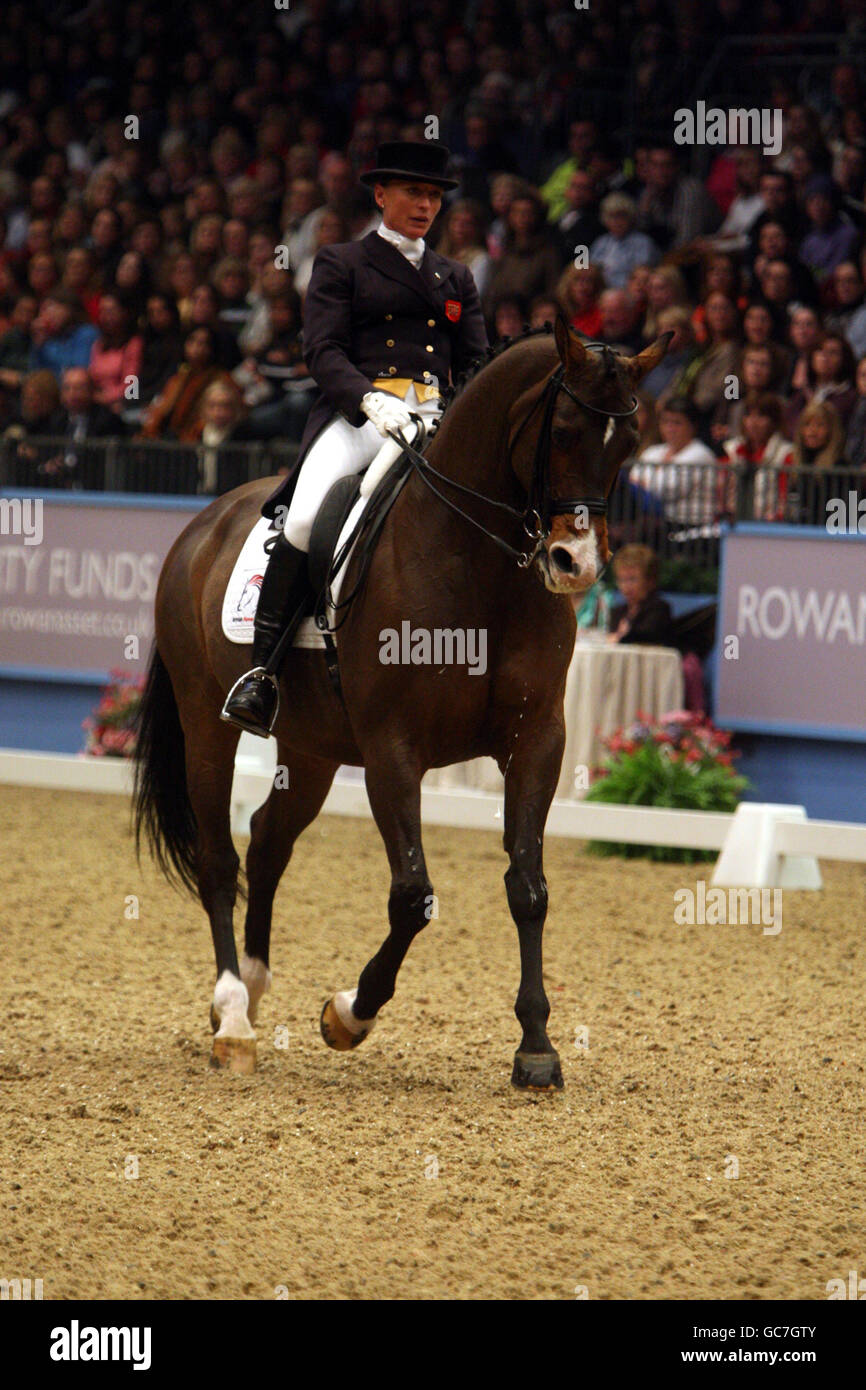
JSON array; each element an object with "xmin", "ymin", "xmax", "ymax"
[
  {"xmin": 658, "ymin": 557, "xmax": 718, "ymax": 594},
  {"xmin": 584, "ymin": 710, "xmax": 750, "ymax": 862}
]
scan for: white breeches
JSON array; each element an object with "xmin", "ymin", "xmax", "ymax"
[{"xmin": 283, "ymin": 383, "xmax": 443, "ymax": 551}]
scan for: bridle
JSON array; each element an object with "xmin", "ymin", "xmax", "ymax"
[{"xmin": 385, "ymin": 345, "xmax": 639, "ymax": 569}]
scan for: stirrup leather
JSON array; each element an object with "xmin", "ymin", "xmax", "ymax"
[{"xmin": 220, "ymin": 666, "xmax": 280, "ymax": 733}]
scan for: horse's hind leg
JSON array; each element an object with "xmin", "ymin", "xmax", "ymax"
[
  {"xmin": 320, "ymin": 752, "xmax": 431, "ymax": 1053},
  {"xmin": 241, "ymin": 745, "xmax": 338, "ymax": 1027},
  {"xmin": 179, "ymin": 688, "xmax": 254, "ymax": 1073}
]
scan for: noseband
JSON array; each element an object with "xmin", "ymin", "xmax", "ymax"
[
  {"xmin": 385, "ymin": 345, "xmax": 638, "ymax": 568},
  {"xmin": 517, "ymin": 356, "xmax": 639, "ymax": 560}
]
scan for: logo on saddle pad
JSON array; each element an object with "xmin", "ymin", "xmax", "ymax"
[
  {"xmin": 236, "ymin": 573, "xmax": 263, "ymax": 618},
  {"xmin": 445, "ymin": 299, "xmax": 461, "ymax": 322}
]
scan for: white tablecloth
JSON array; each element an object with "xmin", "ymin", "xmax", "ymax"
[{"xmin": 423, "ymin": 640, "xmax": 684, "ymax": 802}]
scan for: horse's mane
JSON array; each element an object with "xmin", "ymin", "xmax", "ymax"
[{"xmin": 427, "ymin": 322, "xmax": 556, "ymax": 443}]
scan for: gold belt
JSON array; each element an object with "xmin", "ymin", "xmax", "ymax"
[{"xmin": 372, "ymin": 377, "xmax": 442, "ymax": 402}]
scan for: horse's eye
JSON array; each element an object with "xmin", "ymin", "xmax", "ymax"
[{"xmin": 551, "ymin": 426, "xmax": 571, "ymax": 449}]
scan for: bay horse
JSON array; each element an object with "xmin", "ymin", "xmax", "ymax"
[{"xmin": 133, "ymin": 317, "xmax": 669, "ymax": 1088}]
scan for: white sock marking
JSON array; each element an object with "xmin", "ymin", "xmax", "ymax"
[
  {"xmin": 212, "ymin": 970, "xmax": 255, "ymax": 1039},
  {"xmin": 333, "ymin": 988, "xmax": 377, "ymax": 1036},
  {"xmin": 240, "ymin": 954, "xmax": 272, "ymax": 1024}
]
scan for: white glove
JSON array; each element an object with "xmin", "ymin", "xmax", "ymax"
[{"xmin": 360, "ymin": 390, "xmax": 413, "ymax": 438}]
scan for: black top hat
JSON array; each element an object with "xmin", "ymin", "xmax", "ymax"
[{"xmin": 360, "ymin": 140, "xmax": 458, "ymax": 191}]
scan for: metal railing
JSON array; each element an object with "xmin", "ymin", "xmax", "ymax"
[
  {"xmin": 0, "ymin": 434, "xmax": 299, "ymax": 496},
  {"xmin": 3, "ymin": 438, "xmax": 862, "ymax": 591},
  {"xmin": 609, "ymin": 458, "xmax": 864, "ymax": 590}
]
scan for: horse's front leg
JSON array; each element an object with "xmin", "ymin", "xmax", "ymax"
[
  {"xmin": 320, "ymin": 748, "xmax": 432, "ymax": 1053},
  {"xmin": 502, "ymin": 718, "xmax": 565, "ymax": 1091}
]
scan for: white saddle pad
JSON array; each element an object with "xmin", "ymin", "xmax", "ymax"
[{"xmin": 221, "ymin": 494, "xmax": 370, "ymax": 646}]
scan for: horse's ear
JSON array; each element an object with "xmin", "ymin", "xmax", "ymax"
[
  {"xmin": 626, "ymin": 331, "xmax": 674, "ymax": 385},
  {"xmin": 554, "ymin": 312, "xmax": 589, "ymax": 371}
]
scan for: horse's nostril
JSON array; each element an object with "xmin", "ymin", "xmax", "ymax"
[{"xmin": 550, "ymin": 546, "xmax": 577, "ymax": 575}]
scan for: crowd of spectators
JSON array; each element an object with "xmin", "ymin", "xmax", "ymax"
[{"xmin": 0, "ymin": 0, "xmax": 865, "ymax": 516}]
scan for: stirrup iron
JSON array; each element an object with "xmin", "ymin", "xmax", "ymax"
[{"xmin": 220, "ymin": 666, "xmax": 280, "ymax": 734}]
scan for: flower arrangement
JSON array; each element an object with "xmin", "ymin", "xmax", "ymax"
[
  {"xmin": 82, "ymin": 668, "xmax": 145, "ymax": 757},
  {"xmin": 584, "ymin": 708, "xmax": 750, "ymax": 862}
]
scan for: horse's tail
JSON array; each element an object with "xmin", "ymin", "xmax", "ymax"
[{"xmin": 132, "ymin": 645, "xmax": 198, "ymax": 895}]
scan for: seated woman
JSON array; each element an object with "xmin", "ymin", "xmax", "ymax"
[
  {"xmin": 294, "ymin": 208, "xmax": 353, "ymax": 298},
  {"xmin": 435, "ymin": 198, "xmax": 492, "ymax": 299},
  {"xmin": 197, "ymin": 378, "xmax": 256, "ymax": 495},
  {"xmin": 749, "ymin": 219, "xmax": 817, "ymax": 307},
  {"xmin": 87, "ymin": 291, "xmax": 144, "ymax": 413},
  {"xmin": 719, "ymin": 391, "xmax": 794, "ymax": 520},
  {"xmin": 784, "ymin": 302, "xmax": 823, "ymax": 396},
  {"xmin": 710, "ymin": 341, "xmax": 778, "ymax": 443},
  {"xmin": 823, "ymin": 260, "xmax": 865, "ymax": 346},
  {"xmin": 627, "ymin": 264, "xmax": 652, "ymax": 322},
  {"xmin": 482, "ymin": 188, "xmax": 562, "ymax": 324},
  {"xmin": 830, "ymin": 259, "xmax": 866, "ymax": 358},
  {"xmin": 691, "ymin": 252, "xmax": 747, "ymax": 346},
  {"xmin": 784, "ymin": 330, "xmax": 858, "ymax": 436},
  {"xmin": 789, "ymin": 399, "xmax": 851, "ymax": 524},
  {"xmin": 139, "ymin": 325, "xmax": 232, "ymax": 442},
  {"xmin": 555, "ymin": 263, "xmax": 604, "ymax": 338},
  {"xmin": 683, "ymin": 292, "xmax": 742, "ymax": 434},
  {"xmin": 607, "ymin": 390, "xmax": 665, "ymax": 545},
  {"xmin": 608, "ymin": 544, "xmax": 673, "ymax": 645},
  {"xmin": 212, "ymin": 256, "xmax": 254, "ymax": 344},
  {"xmin": 642, "ymin": 307, "xmax": 697, "ymax": 402},
  {"xmin": 239, "ymin": 289, "xmax": 314, "ymax": 442},
  {"xmin": 491, "ymin": 295, "xmax": 527, "ymax": 342},
  {"xmin": 137, "ymin": 293, "xmax": 183, "ymax": 410},
  {"xmin": 741, "ymin": 300, "xmax": 791, "ymax": 385},
  {"xmin": 60, "ymin": 246, "xmax": 102, "ymax": 324},
  {"xmin": 3, "ymin": 368, "xmax": 61, "ymax": 484},
  {"xmin": 608, "ymin": 544, "xmax": 707, "ymax": 712},
  {"xmin": 641, "ymin": 264, "xmax": 690, "ymax": 345},
  {"xmin": 629, "ymin": 396, "xmax": 718, "ymax": 529},
  {"xmin": 529, "ymin": 294, "xmax": 560, "ymax": 329}
]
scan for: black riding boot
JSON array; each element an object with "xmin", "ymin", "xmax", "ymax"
[{"xmin": 220, "ymin": 529, "xmax": 309, "ymax": 737}]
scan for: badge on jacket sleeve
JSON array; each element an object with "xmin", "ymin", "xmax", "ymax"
[{"xmin": 445, "ymin": 299, "xmax": 462, "ymax": 322}]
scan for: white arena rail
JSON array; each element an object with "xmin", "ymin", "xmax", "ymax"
[{"xmin": 2, "ymin": 747, "xmax": 865, "ymax": 890}]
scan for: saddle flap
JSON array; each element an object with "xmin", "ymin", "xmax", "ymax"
[{"xmin": 307, "ymin": 472, "xmax": 365, "ymax": 597}]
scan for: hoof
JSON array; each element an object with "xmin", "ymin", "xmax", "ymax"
[
  {"xmin": 511, "ymin": 1050, "xmax": 563, "ymax": 1091},
  {"xmin": 210, "ymin": 1035, "xmax": 257, "ymax": 1074},
  {"xmin": 320, "ymin": 998, "xmax": 373, "ymax": 1051}
]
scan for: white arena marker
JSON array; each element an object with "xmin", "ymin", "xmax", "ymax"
[{"xmin": 712, "ymin": 803, "xmax": 822, "ymax": 891}]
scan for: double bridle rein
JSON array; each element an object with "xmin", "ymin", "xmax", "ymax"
[{"xmin": 385, "ymin": 348, "xmax": 639, "ymax": 569}]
